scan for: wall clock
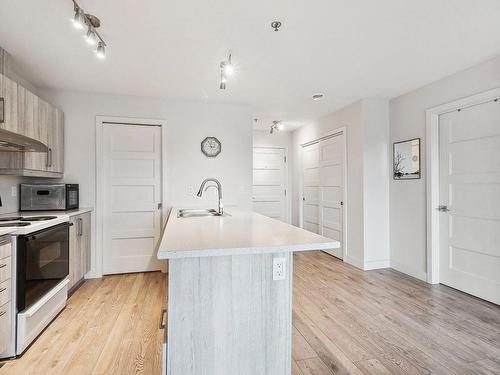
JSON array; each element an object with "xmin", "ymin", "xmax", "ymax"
[{"xmin": 201, "ymin": 137, "xmax": 222, "ymax": 158}]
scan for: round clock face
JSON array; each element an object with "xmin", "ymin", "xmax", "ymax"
[{"xmin": 201, "ymin": 137, "xmax": 221, "ymax": 158}]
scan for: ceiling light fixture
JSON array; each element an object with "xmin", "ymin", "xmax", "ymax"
[
  {"xmin": 219, "ymin": 52, "xmax": 233, "ymax": 90},
  {"xmin": 270, "ymin": 120, "xmax": 282, "ymax": 134},
  {"xmin": 271, "ymin": 21, "xmax": 282, "ymax": 32},
  {"xmin": 312, "ymin": 93, "xmax": 325, "ymax": 101},
  {"xmin": 70, "ymin": 0, "xmax": 108, "ymax": 59}
]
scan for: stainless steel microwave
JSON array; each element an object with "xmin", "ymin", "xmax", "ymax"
[{"xmin": 20, "ymin": 184, "xmax": 79, "ymax": 211}]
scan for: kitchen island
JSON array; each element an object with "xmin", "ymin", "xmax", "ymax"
[{"xmin": 158, "ymin": 208, "xmax": 340, "ymax": 375}]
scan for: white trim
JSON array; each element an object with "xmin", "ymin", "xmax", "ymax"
[
  {"xmin": 425, "ymin": 87, "xmax": 500, "ymax": 284},
  {"xmin": 94, "ymin": 116, "xmax": 168, "ymax": 278},
  {"xmin": 364, "ymin": 259, "xmax": 390, "ymax": 271},
  {"xmin": 344, "ymin": 255, "xmax": 364, "ymax": 270},
  {"xmin": 299, "ymin": 127, "xmax": 348, "ymax": 261},
  {"xmin": 252, "ymin": 146, "xmax": 292, "ymax": 224},
  {"xmin": 391, "ymin": 261, "xmax": 427, "ymax": 282}
]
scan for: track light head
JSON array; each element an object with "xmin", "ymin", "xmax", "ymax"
[
  {"xmin": 95, "ymin": 41, "xmax": 106, "ymax": 59},
  {"xmin": 84, "ymin": 27, "xmax": 97, "ymax": 45},
  {"xmin": 219, "ymin": 81, "xmax": 226, "ymax": 90},
  {"xmin": 73, "ymin": 8, "xmax": 85, "ymax": 30}
]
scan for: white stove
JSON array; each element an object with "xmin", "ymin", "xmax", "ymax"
[{"xmin": 0, "ymin": 214, "xmax": 71, "ymax": 358}]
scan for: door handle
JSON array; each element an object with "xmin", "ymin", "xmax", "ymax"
[
  {"xmin": 437, "ymin": 205, "xmax": 450, "ymax": 212},
  {"xmin": 157, "ymin": 203, "xmax": 162, "ymax": 210}
]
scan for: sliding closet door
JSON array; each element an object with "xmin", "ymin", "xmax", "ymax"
[
  {"xmin": 302, "ymin": 143, "xmax": 320, "ymax": 233},
  {"xmin": 319, "ymin": 135, "xmax": 344, "ymax": 259}
]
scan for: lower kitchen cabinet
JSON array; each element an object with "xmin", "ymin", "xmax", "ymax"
[{"xmin": 68, "ymin": 212, "xmax": 91, "ymax": 291}]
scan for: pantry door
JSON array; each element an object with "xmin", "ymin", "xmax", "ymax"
[
  {"xmin": 102, "ymin": 123, "xmax": 163, "ymax": 275},
  {"xmin": 301, "ymin": 142, "xmax": 320, "ymax": 234},
  {"xmin": 319, "ymin": 135, "xmax": 344, "ymax": 259},
  {"xmin": 252, "ymin": 147, "xmax": 288, "ymax": 222},
  {"xmin": 439, "ymin": 98, "xmax": 500, "ymax": 305}
]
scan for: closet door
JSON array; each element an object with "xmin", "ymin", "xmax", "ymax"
[
  {"xmin": 319, "ymin": 135, "xmax": 344, "ymax": 259},
  {"xmin": 302, "ymin": 143, "xmax": 320, "ymax": 233}
]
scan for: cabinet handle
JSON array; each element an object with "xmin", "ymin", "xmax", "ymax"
[
  {"xmin": 49, "ymin": 148, "xmax": 53, "ymax": 167},
  {"xmin": 0, "ymin": 288, "xmax": 6, "ymax": 293},
  {"xmin": 78, "ymin": 218, "xmax": 83, "ymax": 236},
  {"xmin": 0, "ymin": 311, "xmax": 5, "ymax": 317},
  {"xmin": 0, "ymin": 264, "xmax": 6, "ymax": 269}
]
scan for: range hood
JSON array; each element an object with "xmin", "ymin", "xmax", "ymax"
[{"xmin": 0, "ymin": 128, "xmax": 48, "ymax": 152}]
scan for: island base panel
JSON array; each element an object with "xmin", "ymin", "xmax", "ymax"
[{"xmin": 167, "ymin": 252, "xmax": 293, "ymax": 375}]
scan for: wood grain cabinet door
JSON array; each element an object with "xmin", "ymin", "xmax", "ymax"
[
  {"xmin": 0, "ymin": 74, "xmax": 18, "ymax": 133},
  {"xmin": 80, "ymin": 213, "xmax": 91, "ymax": 274},
  {"xmin": 68, "ymin": 215, "xmax": 80, "ymax": 289},
  {"xmin": 47, "ymin": 107, "xmax": 64, "ymax": 173},
  {"xmin": 23, "ymin": 93, "xmax": 50, "ymax": 171}
]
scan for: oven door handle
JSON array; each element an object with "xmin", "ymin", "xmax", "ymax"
[{"xmin": 20, "ymin": 221, "xmax": 72, "ymax": 241}]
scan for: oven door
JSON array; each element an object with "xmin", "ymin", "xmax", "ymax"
[{"xmin": 17, "ymin": 223, "xmax": 70, "ymax": 312}]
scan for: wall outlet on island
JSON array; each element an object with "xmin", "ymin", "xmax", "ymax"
[{"xmin": 273, "ymin": 257, "xmax": 286, "ymax": 281}]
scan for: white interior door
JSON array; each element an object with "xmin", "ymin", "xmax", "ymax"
[
  {"xmin": 439, "ymin": 99, "xmax": 500, "ymax": 305},
  {"xmin": 102, "ymin": 123, "xmax": 163, "ymax": 275},
  {"xmin": 302, "ymin": 143, "xmax": 320, "ymax": 234},
  {"xmin": 319, "ymin": 136, "xmax": 344, "ymax": 259},
  {"xmin": 252, "ymin": 147, "xmax": 287, "ymax": 222}
]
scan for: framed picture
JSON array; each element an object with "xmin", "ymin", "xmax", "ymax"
[{"xmin": 393, "ymin": 138, "xmax": 421, "ymax": 180}]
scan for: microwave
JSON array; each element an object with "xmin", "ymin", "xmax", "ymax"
[{"xmin": 20, "ymin": 183, "xmax": 79, "ymax": 211}]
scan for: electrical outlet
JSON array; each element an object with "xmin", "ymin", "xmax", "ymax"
[
  {"xmin": 273, "ymin": 257, "xmax": 286, "ymax": 281},
  {"xmin": 11, "ymin": 186, "xmax": 17, "ymax": 197}
]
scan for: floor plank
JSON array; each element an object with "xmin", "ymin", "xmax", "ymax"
[{"xmin": 1, "ymin": 251, "xmax": 500, "ymax": 374}]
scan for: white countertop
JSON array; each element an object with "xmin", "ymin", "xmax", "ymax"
[
  {"xmin": 157, "ymin": 208, "xmax": 340, "ymax": 259},
  {"xmin": 0, "ymin": 208, "xmax": 92, "ymax": 235}
]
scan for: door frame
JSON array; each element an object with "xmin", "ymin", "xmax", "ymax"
[
  {"xmin": 93, "ymin": 116, "xmax": 168, "ymax": 278},
  {"xmin": 299, "ymin": 127, "xmax": 348, "ymax": 260},
  {"xmin": 252, "ymin": 146, "xmax": 291, "ymax": 224},
  {"xmin": 425, "ymin": 87, "xmax": 500, "ymax": 284}
]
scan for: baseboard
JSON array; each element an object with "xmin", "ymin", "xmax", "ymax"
[
  {"xmin": 363, "ymin": 259, "xmax": 391, "ymax": 270},
  {"xmin": 391, "ymin": 261, "xmax": 427, "ymax": 282},
  {"xmin": 344, "ymin": 256, "xmax": 364, "ymax": 270}
]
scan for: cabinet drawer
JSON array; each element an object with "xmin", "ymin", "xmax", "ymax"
[
  {"xmin": 0, "ymin": 240, "xmax": 11, "ymax": 260},
  {"xmin": 0, "ymin": 257, "xmax": 11, "ymax": 283},
  {"xmin": 0, "ymin": 279, "xmax": 11, "ymax": 306},
  {"xmin": 0, "ymin": 301, "xmax": 11, "ymax": 354}
]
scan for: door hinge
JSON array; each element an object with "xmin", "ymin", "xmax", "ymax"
[
  {"xmin": 284, "ymin": 156, "xmax": 287, "ymax": 163},
  {"xmin": 284, "ymin": 189, "xmax": 287, "ymax": 196}
]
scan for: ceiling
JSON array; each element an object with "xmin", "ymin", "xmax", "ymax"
[{"xmin": 1, "ymin": 0, "xmax": 500, "ymax": 131}]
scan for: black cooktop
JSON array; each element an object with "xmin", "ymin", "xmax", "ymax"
[
  {"xmin": 0, "ymin": 222, "xmax": 31, "ymax": 227},
  {"xmin": 20, "ymin": 216, "xmax": 58, "ymax": 222},
  {"xmin": 0, "ymin": 217, "xmax": 22, "ymax": 222}
]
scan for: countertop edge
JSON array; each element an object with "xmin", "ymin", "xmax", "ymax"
[{"xmin": 157, "ymin": 241, "xmax": 340, "ymax": 260}]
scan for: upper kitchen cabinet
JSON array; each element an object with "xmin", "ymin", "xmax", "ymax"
[
  {"xmin": 0, "ymin": 74, "xmax": 19, "ymax": 134},
  {"xmin": 0, "ymin": 72, "xmax": 64, "ymax": 177},
  {"xmin": 47, "ymin": 108, "xmax": 64, "ymax": 174}
]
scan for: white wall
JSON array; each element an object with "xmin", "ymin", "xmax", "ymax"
[
  {"xmin": 362, "ymin": 100, "xmax": 390, "ymax": 268},
  {"xmin": 390, "ymin": 55, "xmax": 500, "ymax": 281},
  {"xmin": 39, "ymin": 89, "xmax": 253, "ymax": 276}
]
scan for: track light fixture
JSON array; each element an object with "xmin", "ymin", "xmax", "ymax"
[
  {"xmin": 270, "ymin": 120, "xmax": 282, "ymax": 134},
  {"xmin": 219, "ymin": 52, "xmax": 233, "ymax": 90},
  {"xmin": 70, "ymin": 0, "xmax": 108, "ymax": 59}
]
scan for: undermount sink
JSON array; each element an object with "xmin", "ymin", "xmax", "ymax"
[{"xmin": 177, "ymin": 209, "xmax": 224, "ymax": 218}]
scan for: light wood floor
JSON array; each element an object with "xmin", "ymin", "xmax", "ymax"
[{"xmin": 1, "ymin": 251, "xmax": 500, "ymax": 374}]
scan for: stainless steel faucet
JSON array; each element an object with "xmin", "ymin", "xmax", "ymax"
[{"xmin": 197, "ymin": 178, "xmax": 224, "ymax": 215}]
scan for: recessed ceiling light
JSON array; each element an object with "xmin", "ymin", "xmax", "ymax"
[{"xmin": 312, "ymin": 93, "xmax": 325, "ymax": 101}]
